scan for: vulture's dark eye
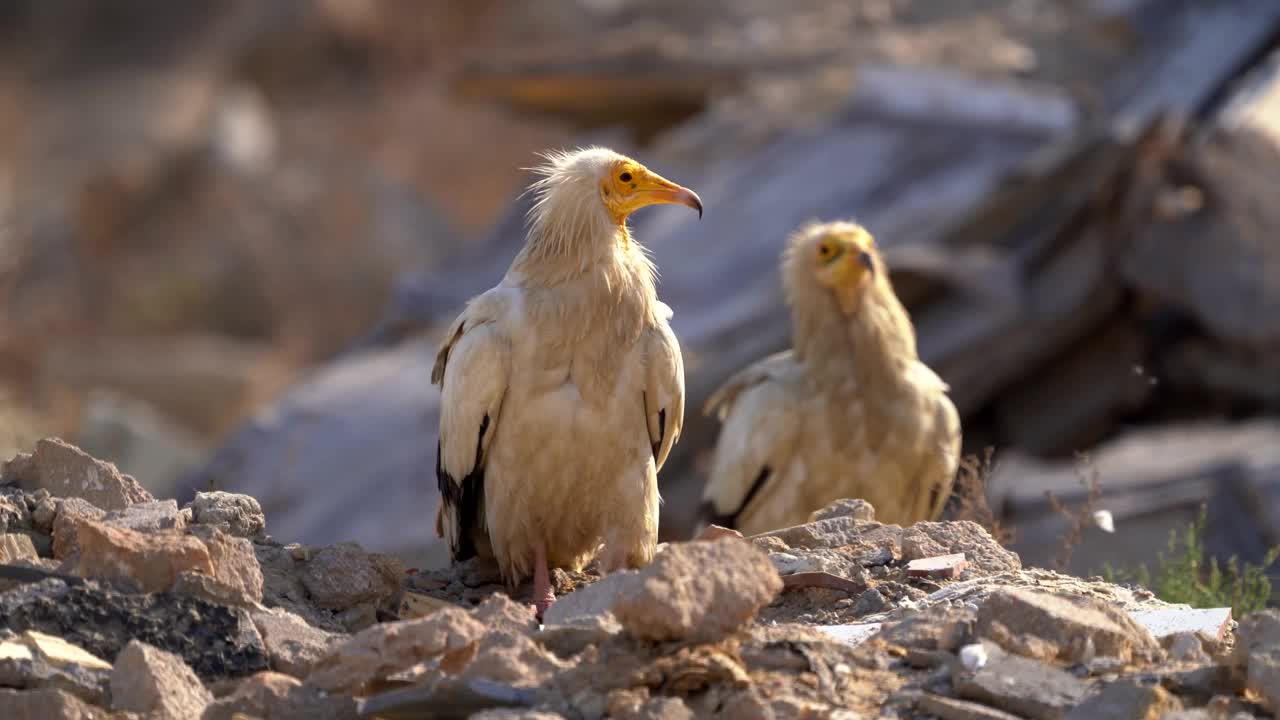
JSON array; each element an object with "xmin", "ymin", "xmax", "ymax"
[{"xmin": 619, "ymin": 172, "xmax": 632, "ymax": 183}]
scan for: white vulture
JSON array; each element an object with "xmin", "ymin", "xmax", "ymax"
[
  {"xmin": 432, "ymin": 147, "xmax": 700, "ymax": 616},
  {"xmin": 698, "ymin": 220, "xmax": 961, "ymax": 536}
]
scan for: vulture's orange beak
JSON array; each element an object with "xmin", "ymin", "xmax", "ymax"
[{"xmin": 612, "ymin": 164, "xmax": 703, "ymax": 221}]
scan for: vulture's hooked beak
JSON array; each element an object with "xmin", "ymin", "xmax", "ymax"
[
  {"xmin": 635, "ymin": 171, "xmax": 703, "ymax": 219},
  {"xmin": 858, "ymin": 250, "xmax": 875, "ymax": 275}
]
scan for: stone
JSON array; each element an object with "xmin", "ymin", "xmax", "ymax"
[
  {"xmin": 916, "ymin": 693, "xmax": 1023, "ymax": 720},
  {"xmin": 1064, "ymin": 678, "xmax": 1182, "ymax": 720},
  {"xmin": 171, "ymin": 571, "xmax": 254, "ymax": 608},
  {"xmin": 0, "ymin": 493, "xmax": 29, "ymax": 533},
  {"xmin": 188, "ymin": 492, "xmax": 266, "ymax": 538},
  {"xmin": 0, "ymin": 631, "xmax": 112, "ymax": 706},
  {"xmin": 308, "ymin": 607, "xmax": 486, "ymax": 694},
  {"xmin": 852, "ymin": 587, "xmax": 890, "ymax": 616},
  {"xmin": 201, "ymin": 671, "xmax": 357, "ymax": 720},
  {"xmin": 1129, "ymin": 607, "xmax": 1232, "ymax": 643},
  {"xmin": 543, "ymin": 571, "xmax": 636, "ymax": 627},
  {"xmin": 29, "ymin": 497, "xmax": 55, "ymax": 533},
  {"xmin": 1230, "ymin": 608, "xmax": 1280, "ymax": 714},
  {"xmin": 0, "ymin": 579, "xmax": 269, "ymax": 679},
  {"xmin": 1164, "ymin": 632, "xmax": 1211, "ymax": 664},
  {"xmin": 49, "ymin": 498, "xmax": 106, "ymax": 560},
  {"xmin": 901, "ymin": 522, "xmax": 1021, "ymax": 575},
  {"xmin": 611, "ymin": 538, "xmax": 782, "ymax": 644},
  {"xmin": 472, "ymin": 593, "xmax": 539, "ymax": 635},
  {"xmin": 906, "ymin": 553, "xmax": 969, "ymax": 579},
  {"xmin": 874, "ymin": 605, "xmax": 975, "ymax": 652},
  {"xmin": 0, "ymin": 533, "xmax": 37, "ymax": 563},
  {"xmin": 608, "ymin": 689, "xmax": 695, "ymax": 720},
  {"xmin": 815, "ymin": 623, "xmax": 883, "ymax": 646},
  {"xmin": 249, "ymin": 607, "xmax": 340, "ymax": 678},
  {"xmin": 461, "ymin": 631, "xmax": 573, "ymax": 687},
  {"xmin": 398, "ymin": 591, "xmax": 459, "ymax": 620},
  {"xmin": 111, "ymin": 640, "xmax": 213, "ymax": 719},
  {"xmin": 299, "ymin": 542, "xmax": 403, "ymax": 611},
  {"xmin": 952, "ymin": 642, "xmax": 1089, "ymax": 720},
  {"xmin": 694, "ymin": 524, "xmax": 743, "ymax": 541},
  {"xmin": 254, "ymin": 544, "xmax": 345, "ymax": 634},
  {"xmin": 533, "ymin": 614, "xmax": 622, "ymax": 659},
  {"xmin": 975, "ymin": 588, "xmax": 1162, "ymax": 664},
  {"xmin": 101, "ymin": 499, "xmax": 185, "ymax": 533},
  {"xmin": 2, "ymin": 438, "xmax": 153, "ymax": 511},
  {"xmin": 190, "ymin": 526, "xmax": 264, "ymax": 604},
  {"xmin": 63, "ymin": 517, "xmax": 213, "ymax": 593},
  {"xmin": 0, "ymin": 687, "xmax": 107, "ymax": 719},
  {"xmin": 809, "ymin": 498, "xmax": 876, "ymax": 523}
]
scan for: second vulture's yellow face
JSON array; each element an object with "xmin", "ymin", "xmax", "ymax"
[
  {"xmin": 812, "ymin": 224, "xmax": 878, "ymax": 314},
  {"xmin": 599, "ymin": 157, "xmax": 703, "ymax": 224}
]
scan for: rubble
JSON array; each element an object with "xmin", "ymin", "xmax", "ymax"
[
  {"xmin": 611, "ymin": 538, "xmax": 783, "ymax": 643},
  {"xmin": 187, "ymin": 491, "xmax": 265, "ymax": 539},
  {"xmin": 109, "ymin": 640, "xmax": 212, "ymax": 719},
  {"xmin": 1, "ymin": 439, "xmax": 153, "ymax": 511},
  {"xmin": 0, "ymin": 439, "xmax": 1275, "ymax": 718}
]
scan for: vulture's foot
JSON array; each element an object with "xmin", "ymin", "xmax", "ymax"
[{"xmin": 531, "ymin": 541, "xmax": 556, "ymax": 621}]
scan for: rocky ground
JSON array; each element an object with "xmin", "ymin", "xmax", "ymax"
[{"xmin": 0, "ymin": 438, "xmax": 1276, "ymax": 719}]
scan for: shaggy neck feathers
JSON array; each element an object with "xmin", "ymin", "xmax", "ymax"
[{"xmin": 784, "ymin": 246, "xmax": 918, "ymax": 391}]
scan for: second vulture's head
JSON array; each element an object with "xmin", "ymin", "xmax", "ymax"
[
  {"xmin": 526, "ymin": 147, "xmax": 702, "ymax": 239},
  {"xmin": 785, "ymin": 220, "xmax": 880, "ymax": 315}
]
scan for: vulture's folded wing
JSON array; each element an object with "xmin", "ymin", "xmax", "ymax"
[
  {"xmin": 643, "ymin": 305, "xmax": 685, "ymax": 473},
  {"xmin": 702, "ymin": 354, "xmax": 803, "ymax": 524},
  {"xmin": 432, "ymin": 290, "xmax": 513, "ymax": 561}
]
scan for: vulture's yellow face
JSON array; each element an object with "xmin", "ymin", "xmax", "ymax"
[
  {"xmin": 600, "ymin": 158, "xmax": 703, "ymax": 224},
  {"xmin": 812, "ymin": 225, "xmax": 877, "ymax": 314}
]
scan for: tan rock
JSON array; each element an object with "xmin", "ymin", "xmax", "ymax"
[
  {"xmin": 191, "ymin": 526, "xmax": 264, "ymax": 604},
  {"xmin": 1231, "ymin": 608, "xmax": 1280, "ymax": 713},
  {"xmin": 611, "ymin": 537, "xmax": 782, "ymax": 644},
  {"xmin": 17, "ymin": 631, "xmax": 112, "ymax": 672},
  {"xmin": 3, "ymin": 438, "xmax": 153, "ymax": 511},
  {"xmin": 66, "ymin": 517, "xmax": 213, "ymax": 593},
  {"xmin": 471, "ymin": 593, "xmax": 539, "ymax": 635},
  {"xmin": 460, "ymin": 631, "xmax": 573, "ymax": 686},
  {"xmin": 901, "ymin": 521, "xmax": 1021, "ymax": 575},
  {"xmin": 0, "ymin": 533, "xmax": 38, "ymax": 563},
  {"xmin": 0, "ymin": 632, "xmax": 112, "ymax": 707},
  {"xmin": 976, "ymin": 588, "xmax": 1162, "ymax": 664},
  {"xmin": 809, "ymin": 498, "xmax": 876, "ymax": 523},
  {"xmin": 188, "ymin": 492, "xmax": 266, "ymax": 538},
  {"xmin": 110, "ymin": 640, "xmax": 212, "ymax": 719},
  {"xmin": 308, "ymin": 607, "xmax": 485, "ymax": 694},
  {"xmin": 50, "ymin": 498, "xmax": 107, "ymax": 561},
  {"xmin": 0, "ymin": 687, "xmax": 108, "ymax": 719},
  {"xmin": 201, "ymin": 671, "xmax": 356, "ymax": 720}
]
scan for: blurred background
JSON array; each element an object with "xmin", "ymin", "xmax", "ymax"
[{"xmin": 1, "ymin": 0, "xmax": 1278, "ymax": 592}]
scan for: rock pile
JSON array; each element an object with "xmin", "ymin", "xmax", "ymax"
[{"xmin": 0, "ymin": 439, "xmax": 1275, "ymax": 718}]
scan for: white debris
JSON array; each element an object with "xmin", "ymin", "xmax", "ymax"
[
  {"xmin": 959, "ymin": 643, "xmax": 988, "ymax": 671},
  {"xmin": 1092, "ymin": 509, "xmax": 1115, "ymax": 533}
]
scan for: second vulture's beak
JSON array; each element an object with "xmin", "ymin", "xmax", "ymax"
[
  {"xmin": 634, "ymin": 170, "xmax": 703, "ymax": 219},
  {"xmin": 858, "ymin": 250, "xmax": 875, "ymax": 275}
]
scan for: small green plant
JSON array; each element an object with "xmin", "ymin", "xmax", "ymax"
[{"xmin": 1102, "ymin": 503, "xmax": 1279, "ymax": 616}]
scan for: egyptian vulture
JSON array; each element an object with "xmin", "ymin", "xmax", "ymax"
[
  {"xmin": 432, "ymin": 147, "xmax": 700, "ymax": 616},
  {"xmin": 698, "ymin": 220, "xmax": 961, "ymax": 536}
]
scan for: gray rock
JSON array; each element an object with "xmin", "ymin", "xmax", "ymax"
[
  {"xmin": 299, "ymin": 542, "xmax": 402, "ymax": 612},
  {"xmin": 254, "ymin": 544, "xmax": 345, "ymax": 633},
  {"xmin": 809, "ymin": 498, "xmax": 876, "ymax": 523},
  {"xmin": 0, "ymin": 492, "xmax": 30, "ymax": 533},
  {"xmin": 916, "ymin": 693, "xmax": 1023, "ymax": 720},
  {"xmin": 853, "ymin": 588, "xmax": 890, "ymax": 616},
  {"xmin": 188, "ymin": 491, "xmax": 266, "ymax": 538},
  {"xmin": 1065, "ymin": 678, "xmax": 1182, "ymax": 720},
  {"xmin": 0, "ymin": 687, "xmax": 107, "ymax": 719},
  {"xmin": 952, "ymin": 642, "xmax": 1090, "ymax": 720},
  {"xmin": 101, "ymin": 499, "xmax": 184, "ymax": 533},
  {"xmin": 111, "ymin": 640, "xmax": 213, "ymax": 719},
  {"xmin": 0, "ymin": 579, "xmax": 269, "ymax": 680},
  {"xmin": 2, "ymin": 438, "xmax": 153, "ymax": 511},
  {"xmin": 28, "ymin": 497, "xmax": 54, "ymax": 533},
  {"xmin": 250, "ymin": 607, "xmax": 340, "ymax": 678}
]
